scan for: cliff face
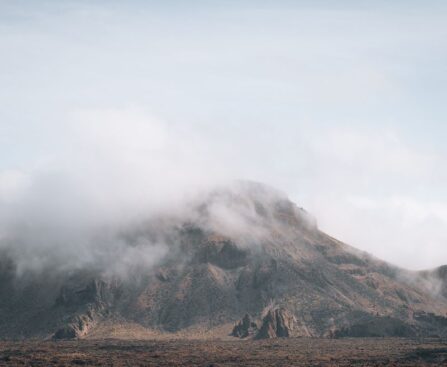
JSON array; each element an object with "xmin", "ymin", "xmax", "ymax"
[{"xmin": 0, "ymin": 182, "xmax": 446, "ymax": 340}]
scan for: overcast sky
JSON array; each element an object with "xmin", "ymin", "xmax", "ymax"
[{"xmin": 1, "ymin": 0, "xmax": 447, "ymax": 270}]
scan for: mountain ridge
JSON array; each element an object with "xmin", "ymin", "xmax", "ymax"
[{"xmin": 0, "ymin": 181, "xmax": 446, "ymax": 340}]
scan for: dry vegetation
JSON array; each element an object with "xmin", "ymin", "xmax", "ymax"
[{"xmin": 1, "ymin": 338, "xmax": 447, "ymax": 366}]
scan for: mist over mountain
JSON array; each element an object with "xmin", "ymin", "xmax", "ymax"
[
  {"xmin": 2, "ymin": 5, "xmax": 447, "ymax": 366},
  {"xmin": 0, "ymin": 181, "xmax": 446, "ymax": 340}
]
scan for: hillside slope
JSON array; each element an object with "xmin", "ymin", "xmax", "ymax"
[{"xmin": 0, "ymin": 182, "xmax": 446, "ymax": 339}]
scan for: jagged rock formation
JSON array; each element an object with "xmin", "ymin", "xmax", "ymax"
[
  {"xmin": 231, "ymin": 308, "xmax": 295, "ymax": 340},
  {"xmin": 52, "ymin": 277, "xmax": 114, "ymax": 339},
  {"xmin": 0, "ymin": 181, "xmax": 447, "ymax": 340},
  {"xmin": 231, "ymin": 314, "xmax": 258, "ymax": 338},
  {"xmin": 255, "ymin": 308, "xmax": 295, "ymax": 339}
]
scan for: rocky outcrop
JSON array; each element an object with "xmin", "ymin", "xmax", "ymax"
[
  {"xmin": 232, "ymin": 309, "xmax": 295, "ymax": 340},
  {"xmin": 52, "ymin": 277, "xmax": 113, "ymax": 339},
  {"xmin": 255, "ymin": 308, "xmax": 295, "ymax": 339},
  {"xmin": 413, "ymin": 312, "xmax": 447, "ymax": 338},
  {"xmin": 231, "ymin": 314, "xmax": 258, "ymax": 338},
  {"xmin": 333, "ymin": 316, "xmax": 416, "ymax": 338},
  {"xmin": 53, "ymin": 312, "xmax": 97, "ymax": 340}
]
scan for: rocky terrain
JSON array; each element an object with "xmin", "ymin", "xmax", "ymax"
[{"xmin": 0, "ymin": 181, "xmax": 446, "ymax": 340}]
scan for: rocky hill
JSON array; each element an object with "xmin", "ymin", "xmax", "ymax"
[{"xmin": 0, "ymin": 181, "xmax": 446, "ymax": 340}]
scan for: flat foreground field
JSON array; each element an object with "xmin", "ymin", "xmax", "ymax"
[{"xmin": 1, "ymin": 338, "xmax": 447, "ymax": 366}]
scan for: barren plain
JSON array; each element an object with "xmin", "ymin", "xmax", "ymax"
[{"xmin": 1, "ymin": 338, "xmax": 447, "ymax": 366}]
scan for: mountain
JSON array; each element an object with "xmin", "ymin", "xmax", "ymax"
[{"xmin": 0, "ymin": 181, "xmax": 446, "ymax": 340}]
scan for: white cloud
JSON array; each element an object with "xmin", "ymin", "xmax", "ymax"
[
  {"xmin": 302, "ymin": 127, "xmax": 447, "ymax": 269},
  {"xmin": 308, "ymin": 128, "xmax": 436, "ymax": 180},
  {"xmin": 0, "ymin": 107, "xmax": 236, "ymax": 275},
  {"xmin": 0, "ymin": 170, "xmax": 30, "ymax": 203}
]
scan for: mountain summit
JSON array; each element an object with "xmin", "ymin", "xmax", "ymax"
[{"xmin": 0, "ymin": 181, "xmax": 446, "ymax": 340}]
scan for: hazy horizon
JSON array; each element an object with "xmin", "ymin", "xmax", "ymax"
[{"xmin": 1, "ymin": 0, "xmax": 447, "ymax": 270}]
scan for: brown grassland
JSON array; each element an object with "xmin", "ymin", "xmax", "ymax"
[{"xmin": 0, "ymin": 338, "xmax": 447, "ymax": 366}]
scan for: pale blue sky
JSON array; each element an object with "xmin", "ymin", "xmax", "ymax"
[{"xmin": 1, "ymin": 1, "xmax": 447, "ymax": 269}]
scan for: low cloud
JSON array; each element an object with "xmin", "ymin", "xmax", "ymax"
[
  {"xmin": 1, "ymin": 110, "xmax": 446, "ymax": 273},
  {"xmin": 0, "ymin": 108, "xmax": 235, "ymax": 276},
  {"xmin": 302, "ymin": 128, "xmax": 447, "ymax": 270}
]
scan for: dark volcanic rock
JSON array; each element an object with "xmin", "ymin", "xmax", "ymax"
[
  {"xmin": 52, "ymin": 276, "xmax": 114, "ymax": 339},
  {"xmin": 413, "ymin": 312, "xmax": 447, "ymax": 338},
  {"xmin": 55, "ymin": 278, "xmax": 113, "ymax": 307},
  {"xmin": 255, "ymin": 308, "xmax": 295, "ymax": 339},
  {"xmin": 334, "ymin": 316, "xmax": 417, "ymax": 338},
  {"xmin": 52, "ymin": 312, "xmax": 97, "ymax": 340},
  {"xmin": 231, "ymin": 314, "xmax": 258, "ymax": 338},
  {"xmin": 53, "ymin": 325, "xmax": 78, "ymax": 340},
  {"xmin": 196, "ymin": 239, "xmax": 249, "ymax": 269}
]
